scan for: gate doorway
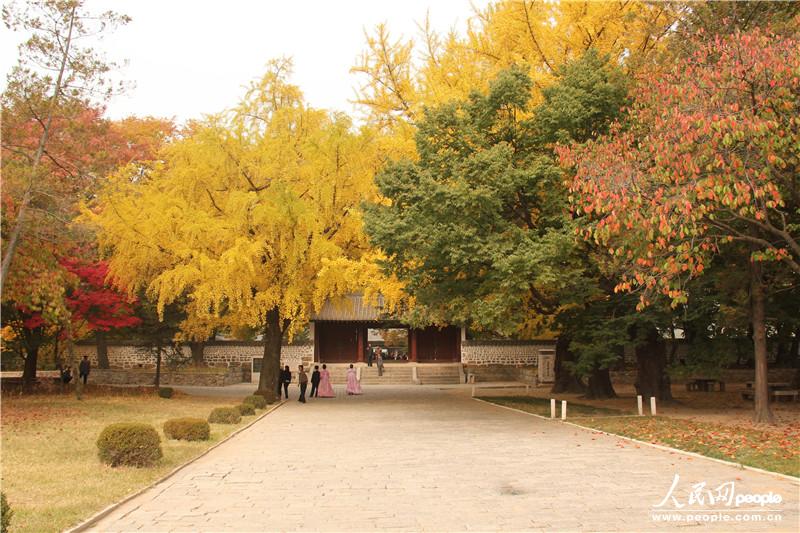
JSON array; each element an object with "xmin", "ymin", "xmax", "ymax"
[
  {"xmin": 415, "ymin": 326, "xmax": 461, "ymax": 362},
  {"xmin": 367, "ymin": 327, "xmax": 409, "ymax": 362},
  {"xmin": 314, "ymin": 322, "xmax": 462, "ymax": 364},
  {"xmin": 315, "ymin": 322, "xmax": 359, "ymax": 363}
]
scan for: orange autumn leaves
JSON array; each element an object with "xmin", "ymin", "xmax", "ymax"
[
  {"xmin": 560, "ymin": 24, "xmax": 800, "ymax": 308},
  {"xmin": 588, "ymin": 416, "xmax": 800, "ymax": 476}
]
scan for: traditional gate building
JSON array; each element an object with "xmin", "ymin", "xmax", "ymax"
[
  {"xmin": 312, "ymin": 294, "xmax": 461, "ymax": 364},
  {"xmin": 73, "ymin": 293, "xmax": 557, "ymax": 385}
]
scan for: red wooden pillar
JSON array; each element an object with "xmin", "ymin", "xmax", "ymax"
[
  {"xmin": 409, "ymin": 328, "xmax": 418, "ymax": 362},
  {"xmin": 357, "ymin": 324, "xmax": 365, "ymax": 363}
]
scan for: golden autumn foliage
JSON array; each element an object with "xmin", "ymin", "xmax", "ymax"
[
  {"xmin": 91, "ymin": 60, "xmax": 387, "ymax": 336},
  {"xmin": 353, "ymin": 0, "xmax": 681, "ymax": 132},
  {"xmin": 88, "ymin": 60, "xmax": 404, "ymax": 397}
]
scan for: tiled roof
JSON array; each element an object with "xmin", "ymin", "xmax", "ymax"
[{"xmin": 311, "ymin": 293, "xmax": 387, "ymax": 321}]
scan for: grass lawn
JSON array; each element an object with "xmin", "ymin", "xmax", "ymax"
[
  {"xmin": 1, "ymin": 387, "xmax": 262, "ymax": 533},
  {"xmin": 478, "ymin": 395, "xmax": 626, "ymax": 417},
  {"xmin": 577, "ymin": 416, "xmax": 800, "ymax": 478}
]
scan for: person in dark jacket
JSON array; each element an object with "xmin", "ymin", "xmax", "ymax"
[
  {"xmin": 310, "ymin": 365, "xmax": 321, "ymax": 398},
  {"xmin": 297, "ymin": 365, "xmax": 308, "ymax": 403},
  {"xmin": 79, "ymin": 356, "xmax": 91, "ymax": 385},
  {"xmin": 278, "ymin": 365, "xmax": 291, "ymax": 400},
  {"xmin": 60, "ymin": 366, "xmax": 73, "ymax": 384}
]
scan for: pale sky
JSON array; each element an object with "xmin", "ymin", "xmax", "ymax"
[{"xmin": 2, "ymin": 0, "xmax": 489, "ymax": 124}]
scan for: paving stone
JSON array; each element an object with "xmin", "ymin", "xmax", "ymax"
[{"xmin": 87, "ymin": 385, "xmax": 800, "ymax": 532}]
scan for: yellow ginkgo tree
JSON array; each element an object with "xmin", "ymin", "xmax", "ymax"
[
  {"xmin": 89, "ymin": 59, "xmax": 383, "ymax": 400},
  {"xmin": 352, "ymin": 0, "xmax": 683, "ymax": 130}
]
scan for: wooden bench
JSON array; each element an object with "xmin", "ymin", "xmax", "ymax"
[
  {"xmin": 772, "ymin": 390, "xmax": 799, "ymax": 402},
  {"xmin": 1, "ymin": 376, "xmax": 64, "ymax": 391},
  {"xmin": 687, "ymin": 378, "xmax": 725, "ymax": 392},
  {"xmin": 741, "ymin": 389, "xmax": 799, "ymax": 402}
]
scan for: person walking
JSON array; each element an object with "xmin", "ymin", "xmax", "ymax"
[
  {"xmin": 310, "ymin": 365, "xmax": 321, "ymax": 398},
  {"xmin": 367, "ymin": 345, "xmax": 374, "ymax": 367},
  {"xmin": 376, "ymin": 351, "xmax": 384, "ymax": 377},
  {"xmin": 345, "ymin": 363, "xmax": 362, "ymax": 395},
  {"xmin": 79, "ymin": 356, "xmax": 91, "ymax": 385},
  {"xmin": 298, "ymin": 365, "xmax": 308, "ymax": 403},
  {"xmin": 318, "ymin": 364, "xmax": 335, "ymax": 397},
  {"xmin": 278, "ymin": 365, "xmax": 291, "ymax": 400}
]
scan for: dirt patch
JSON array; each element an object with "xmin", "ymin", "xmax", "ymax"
[{"xmin": 1, "ymin": 402, "xmax": 83, "ymax": 426}]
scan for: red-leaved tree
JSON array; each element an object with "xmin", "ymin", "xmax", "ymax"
[
  {"xmin": 62, "ymin": 259, "xmax": 141, "ymax": 368},
  {"xmin": 561, "ymin": 23, "xmax": 799, "ymax": 423}
]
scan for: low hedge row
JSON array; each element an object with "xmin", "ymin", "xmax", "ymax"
[
  {"xmin": 97, "ymin": 423, "xmax": 162, "ymax": 467},
  {"xmin": 1, "ymin": 492, "xmax": 11, "ymax": 533},
  {"xmin": 95, "ymin": 401, "xmax": 264, "ymax": 470},
  {"xmin": 243, "ymin": 394, "xmax": 267, "ymax": 409},
  {"xmin": 163, "ymin": 418, "xmax": 210, "ymax": 441},
  {"xmin": 237, "ymin": 403, "xmax": 255, "ymax": 416},
  {"xmin": 208, "ymin": 407, "xmax": 241, "ymax": 424}
]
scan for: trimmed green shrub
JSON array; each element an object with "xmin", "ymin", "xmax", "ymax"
[
  {"xmin": 237, "ymin": 403, "xmax": 255, "ymax": 416},
  {"xmin": 158, "ymin": 387, "xmax": 174, "ymax": 399},
  {"xmin": 243, "ymin": 394, "xmax": 266, "ymax": 409},
  {"xmin": 208, "ymin": 407, "xmax": 241, "ymax": 424},
  {"xmin": 97, "ymin": 423, "xmax": 162, "ymax": 467},
  {"xmin": 163, "ymin": 418, "xmax": 210, "ymax": 441},
  {"xmin": 1, "ymin": 492, "xmax": 12, "ymax": 533}
]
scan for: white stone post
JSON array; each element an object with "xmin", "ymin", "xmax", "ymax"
[
  {"xmin": 471, "ymin": 385, "xmax": 476, "ymax": 397},
  {"xmin": 637, "ymin": 395, "xmax": 643, "ymax": 416},
  {"xmin": 550, "ymin": 398, "xmax": 556, "ymax": 419},
  {"xmin": 650, "ymin": 396, "xmax": 657, "ymax": 416},
  {"xmin": 561, "ymin": 400, "xmax": 567, "ymax": 420}
]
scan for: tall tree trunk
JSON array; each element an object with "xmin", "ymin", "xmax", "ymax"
[
  {"xmin": 256, "ymin": 307, "xmax": 282, "ymax": 402},
  {"xmin": 21, "ymin": 344, "xmax": 39, "ymax": 394},
  {"xmin": 750, "ymin": 258, "xmax": 774, "ymax": 424},
  {"xmin": 551, "ymin": 335, "xmax": 586, "ymax": 394},
  {"xmin": 154, "ymin": 337, "xmax": 162, "ymax": 390},
  {"xmin": 635, "ymin": 327, "xmax": 672, "ymax": 401},
  {"xmin": 54, "ymin": 335, "xmax": 64, "ymax": 394},
  {"xmin": 53, "ymin": 334, "xmax": 61, "ymax": 370},
  {"xmin": 64, "ymin": 323, "xmax": 80, "ymax": 400},
  {"xmin": 0, "ymin": 5, "xmax": 77, "ymax": 288},
  {"xmin": 96, "ymin": 330, "xmax": 110, "ymax": 369},
  {"xmin": 190, "ymin": 341, "xmax": 205, "ymax": 366},
  {"xmin": 585, "ymin": 366, "xmax": 617, "ymax": 399}
]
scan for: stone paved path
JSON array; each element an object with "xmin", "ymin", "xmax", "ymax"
[{"xmin": 88, "ymin": 386, "xmax": 799, "ymax": 532}]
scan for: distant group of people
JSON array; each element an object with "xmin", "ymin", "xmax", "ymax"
[
  {"xmin": 278, "ymin": 362, "xmax": 363, "ymax": 403},
  {"xmin": 59, "ymin": 356, "xmax": 92, "ymax": 385},
  {"xmin": 367, "ymin": 347, "xmax": 385, "ymax": 376},
  {"xmin": 366, "ymin": 345, "xmax": 407, "ymax": 375}
]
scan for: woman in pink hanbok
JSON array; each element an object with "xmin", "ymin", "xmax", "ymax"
[
  {"xmin": 345, "ymin": 363, "xmax": 362, "ymax": 395},
  {"xmin": 317, "ymin": 364, "xmax": 335, "ymax": 398}
]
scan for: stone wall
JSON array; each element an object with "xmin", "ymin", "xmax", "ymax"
[
  {"xmin": 461, "ymin": 341, "xmax": 555, "ymax": 366},
  {"xmin": 73, "ymin": 344, "xmax": 181, "ymax": 369},
  {"xmin": 74, "ymin": 342, "xmax": 314, "ymax": 371},
  {"xmin": 90, "ymin": 367, "xmax": 244, "ymax": 386}
]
